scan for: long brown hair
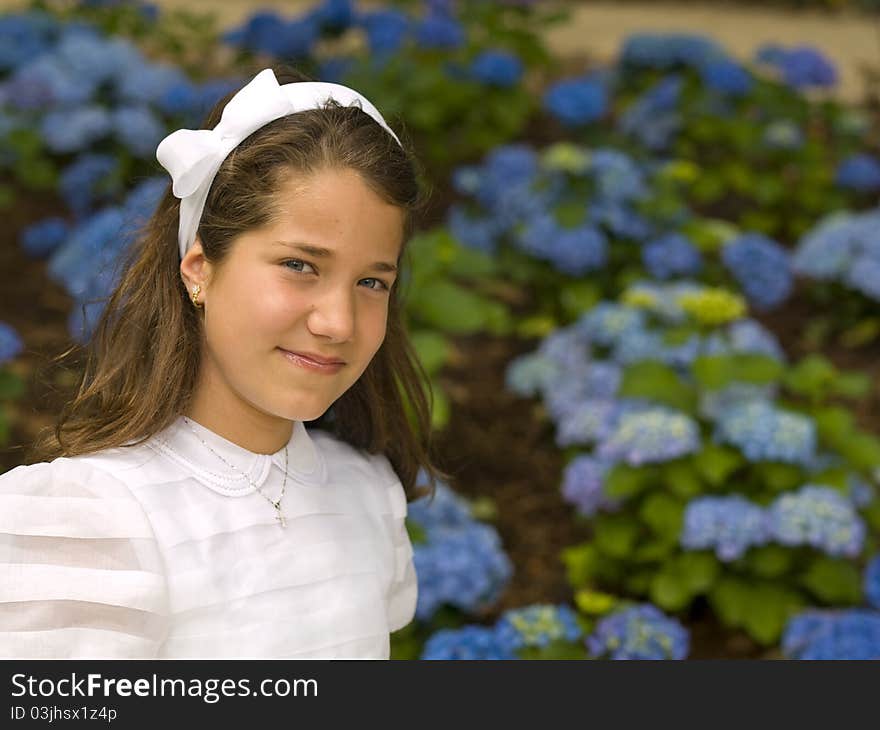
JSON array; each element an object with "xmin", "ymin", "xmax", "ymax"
[{"xmin": 27, "ymin": 63, "xmax": 449, "ymax": 502}]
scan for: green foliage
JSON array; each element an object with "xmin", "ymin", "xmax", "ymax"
[
  {"xmin": 650, "ymin": 552, "xmax": 720, "ymax": 611},
  {"xmin": 691, "ymin": 353, "xmax": 783, "ymax": 391},
  {"xmin": 618, "ymin": 361, "xmax": 697, "ymax": 413},
  {"xmin": 709, "ymin": 577, "xmax": 805, "ymax": 645},
  {"xmin": 799, "ymin": 556, "xmax": 863, "ymax": 605}
]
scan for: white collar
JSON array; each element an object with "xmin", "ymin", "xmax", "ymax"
[{"xmin": 148, "ymin": 415, "xmax": 327, "ymax": 496}]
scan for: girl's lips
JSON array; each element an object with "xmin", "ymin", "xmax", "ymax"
[{"xmin": 279, "ymin": 349, "xmax": 344, "ymax": 374}]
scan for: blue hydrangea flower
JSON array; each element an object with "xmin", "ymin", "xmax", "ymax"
[
  {"xmin": 543, "ymin": 76, "xmax": 607, "ymax": 127},
  {"xmin": 864, "ymin": 554, "xmax": 880, "ymax": 610},
  {"xmin": 469, "ymin": 49, "xmax": 523, "ymax": 88},
  {"xmin": 698, "ymin": 382, "xmax": 778, "ymax": 421},
  {"xmin": 408, "ymin": 479, "xmax": 474, "ymax": 530},
  {"xmin": 446, "ymin": 205, "xmax": 499, "ymax": 254},
  {"xmin": 766, "ymin": 484, "xmax": 865, "ymax": 558},
  {"xmin": 700, "ymin": 58, "xmax": 754, "ymax": 96},
  {"xmin": 835, "ymin": 153, "xmax": 880, "ymax": 194},
  {"xmin": 587, "ymin": 199, "xmax": 654, "ymax": 241},
  {"xmin": 420, "ymin": 625, "xmax": 517, "ymax": 660},
  {"xmin": 47, "ymin": 207, "xmax": 127, "ymax": 299},
  {"xmin": 778, "ymin": 45, "xmax": 838, "ymax": 89},
  {"xmin": 0, "ymin": 12, "xmax": 56, "ymax": 72},
  {"xmin": 560, "ymin": 454, "xmax": 619, "ymax": 517},
  {"xmin": 726, "ymin": 318, "xmax": 786, "ymax": 361},
  {"xmin": 414, "ymin": 12, "xmax": 464, "ymax": 49},
  {"xmin": 792, "ymin": 210, "xmax": 864, "ymax": 281},
  {"xmin": 597, "ymin": 407, "xmax": 701, "ymax": 466},
  {"xmin": 223, "ymin": 12, "xmax": 319, "ymax": 58},
  {"xmin": 41, "ymin": 105, "xmax": 112, "ymax": 153},
  {"xmin": 621, "ymin": 33, "xmax": 725, "ymax": 70},
  {"xmin": 0, "ymin": 322, "xmax": 24, "ymax": 365},
  {"xmin": 504, "ymin": 352, "xmax": 559, "ymax": 399},
  {"xmin": 556, "ymin": 398, "xmax": 624, "ymax": 447},
  {"xmin": 306, "ymin": 0, "xmax": 355, "ymax": 32},
  {"xmin": 714, "ymin": 401, "xmax": 816, "ymax": 466},
  {"xmin": 590, "ymin": 148, "xmax": 647, "ymax": 202},
  {"xmin": 681, "ymin": 495, "xmax": 770, "ymax": 561},
  {"xmin": 642, "ymin": 232, "xmax": 703, "ymax": 279},
  {"xmin": 576, "ymin": 302, "xmax": 646, "ymax": 349},
  {"xmin": 410, "ymin": 522, "xmax": 513, "ymax": 621},
  {"xmin": 587, "ymin": 603, "xmax": 690, "ymax": 659},
  {"xmin": 518, "ymin": 212, "xmax": 608, "ymax": 275},
  {"xmin": 721, "ymin": 233, "xmax": 793, "ymax": 310},
  {"xmin": 536, "ymin": 326, "xmax": 591, "ymax": 374},
  {"xmin": 122, "ymin": 176, "xmax": 166, "ymax": 224},
  {"xmin": 4, "ymin": 55, "xmax": 97, "ymax": 110},
  {"xmin": 20, "ymin": 217, "xmax": 69, "ymax": 259},
  {"xmin": 618, "ymin": 75, "xmax": 683, "ymax": 151},
  {"xmin": 408, "ymin": 482, "xmax": 513, "ymax": 621},
  {"xmin": 115, "ymin": 61, "xmax": 189, "ymax": 105},
  {"xmin": 782, "ymin": 609, "xmax": 880, "ymax": 659},
  {"xmin": 111, "ymin": 105, "xmax": 165, "ymax": 158},
  {"xmin": 610, "ymin": 328, "xmax": 667, "ymax": 366},
  {"xmin": 59, "ymin": 154, "xmax": 119, "ymax": 217},
  {"xmin": 358, "ymin": 9, "xmax": 409, "ymax": 56},
  {"xmin": 494, "ymin": 604, "xmax": 583, "ymax": 651}
]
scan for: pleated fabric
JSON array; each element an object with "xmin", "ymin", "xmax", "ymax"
[{"xmin": 0, "ymin": 417, "xmax": 418, "ymax": 659}]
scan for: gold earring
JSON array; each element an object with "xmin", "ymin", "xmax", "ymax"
[{"xmin": 191, "ymin": 284, "xmax": 203, "ymax": 308}]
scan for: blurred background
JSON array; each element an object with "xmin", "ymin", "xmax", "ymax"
[{"xmin": 2, "ymin": 0, "xmax": 880, "ymax": 660}]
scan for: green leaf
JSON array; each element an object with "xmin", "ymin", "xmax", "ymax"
[
  {"xmin": 745, "ymin": 545, "xmax": 793, "ymax": 578},
  {"xmin": 593, "ymin": 516, "xmax": 640, "ymax": 559},
  {"xmin": 639, "ymin": 493, "xmax": 684, "ymax": 541},
  {"xmin": 661, "ymin": 460, "xmax": 704, "ymax": 499},
  {"xmin": 756, "ymin": 462, "xmax": 804, "ymax": 493},
  {"xmin": 838, "ymin": 433, "xmax": 880, "ymax": 471},
  {"xmin": 0, "ymin": 370, "xmax": 25, "ymax": 400},
  {"xmin": 561, "ymin": 543, "xmax": 601, "ymax": 588},
  {"xmin": 408, "ymin": 279, "xmax": 499, "ymax": 334},
  {"xmin": 558, "ymin": 280, "xmax": 601, "ymax": 319},
  {"xmin": 692, "ymin": 354, "xmax": 783, "ymax": 391},
  {"xmin": 830, "ymin": 372, "xmax": 872, "ymax": 399},
  {"xmin": 604, "ymin": 463, "xmax": 653, "ymax": 499},
  {"xmin": 800, "ymin": 556, "xmax": 863, "ymax": 605},
  {"xmin": 650, "ymin": 568, "xmax": 691, "ymax": 611},
  {"xmin": 813, "ymin": 406, "xmax": 856, "ymax": 451},
  {"xmin": 619, "ymin": 361, "xmax": 696, "ymax": 412},
  {"xmin": 709, "ymin": 577, "xmax": 804, "ymax": 645},
  {"xmin": 410, "ymin": 331, "xmax": 450, "ymax": 377},
  {"xmin": 783, "ymin": 354, "xmax": 835, "ymax": 399},
  {"xmin": 692, "ymin": 444, "xmax": 745, "ymax": 486},
  {"xmin": 649, "ymin": 552, "xmax": 719, "ymax": 611}
]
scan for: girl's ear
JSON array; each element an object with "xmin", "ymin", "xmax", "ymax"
[{"xmin": 179, "ymin": 236, "xmax": 211, "ymax": 291}]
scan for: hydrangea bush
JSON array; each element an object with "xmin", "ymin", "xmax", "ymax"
[
  {"xmin": 419, "ymin": 600, "xmax": 689, "ymax": 660},
  {"xmin": 506, "ymin": 280, "xmax": 880, "ymax": 645},
  {"xmin": 446, "ymin": 141, "xmax": 796, "ymax": 322}
]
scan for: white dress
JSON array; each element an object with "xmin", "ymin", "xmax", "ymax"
[{"xmin": 0, "ymin": 415, "xmax": 418, "ymax": 659}]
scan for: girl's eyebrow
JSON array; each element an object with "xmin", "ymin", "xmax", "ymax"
[{"xmin": 273, "ymin": 241, "xmax": 398, "ymax": 274}]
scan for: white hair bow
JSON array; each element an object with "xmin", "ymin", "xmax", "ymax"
[{"xmin": 156, "ymin": 68, "xmax": 403, "ymax": 260}]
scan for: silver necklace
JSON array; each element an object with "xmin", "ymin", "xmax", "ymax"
[{"xmin": 182, "ymin": 416, "xmax": 289, "ymax": 528}]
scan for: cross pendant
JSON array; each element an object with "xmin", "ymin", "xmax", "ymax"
[{"xmin": 274, "ymin": 504, "xmax": 286, "ymax": 528}]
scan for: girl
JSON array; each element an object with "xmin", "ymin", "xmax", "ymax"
[{"xmin": 0, "ymin": 65, "xmax": 449, "ymax": 659}]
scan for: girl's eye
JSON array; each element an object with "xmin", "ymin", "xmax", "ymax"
[
  {"xmin": 281, "ymin": 259, "xmax": 391, "ymax": 292},
  {"xmin": 282, "ymin": 259, "xmax": 315, "ymax": 275}
]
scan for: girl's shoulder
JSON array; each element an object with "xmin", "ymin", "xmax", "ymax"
[{"xmin": 0, "ymin": 455, "xmax": 156, "ymax": 539}]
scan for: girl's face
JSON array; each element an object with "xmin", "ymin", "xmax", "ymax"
[{"xmin": 183, "ymin": 166, "xmax": 405, "ymax": 433}]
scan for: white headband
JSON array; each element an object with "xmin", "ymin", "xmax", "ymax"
[{"xmin": 156, "ymin": 68, "xmax": 403, "ymax": 260}]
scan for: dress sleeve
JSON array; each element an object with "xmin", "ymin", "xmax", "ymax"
[
  {"xmin": 367, "ymin": 453, "xmax": 418, "ymax": 633},
  {"xmin": 0, "ymin": 458, "xmax": 170, "ymax": 658},
  {"xmin": 383, "ymin": 477, "xmax": 418, "ymax": 633}
]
